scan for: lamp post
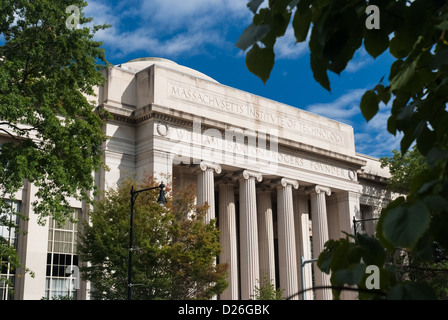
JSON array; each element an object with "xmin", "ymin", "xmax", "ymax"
[
  {"xmin": 353, "ymin": 216, "xmax": 379, "ymax": 236},
  {"xmin": 127, "ymin": 183, "xmax": 167, "ymax": 300}
]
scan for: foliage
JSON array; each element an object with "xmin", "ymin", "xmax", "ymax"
[
  {"xmin": 381, "ymin": 147, "xmax": 448, "ymax": 299},
  {"xmin": 252, "ymin": 276, "xmax": 284, "ymax": 300},
  {"xmin": 0, "ymin": 0, "xmax": 108, "ymax": 293},
  {"xmin": 78, "ymin": 177, "xmax": 228, "ymax": 300},
  {"xmin": 238, "ymin": 0, "xmax": 448, "ymax": 299},
  {"xmin": 380, "ymin": 146, "xmax": 427, "ymax": 193},
  {"xmin": 392, "ymin": 246, "xmax": 448, "ymax": 300},
  {"xmin": 0, "ymin": 0, "xmax": 109, "ymax": 225},
  {"xmin": 318, "ymin": 232, "xmax": 438, "ymax": 299}
]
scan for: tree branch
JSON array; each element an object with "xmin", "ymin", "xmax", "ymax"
[
  {"xmin": 0, "ymin": 128, "xmax": 21, "ymax": 142},
  {"xmin": 0, "ymin": 122, "xmax": 36, "ymax": 134}
]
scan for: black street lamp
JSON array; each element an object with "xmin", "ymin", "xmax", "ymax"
[
  {"xmin": 127, "ymin": 183, "xmax": 166, "ymax": 300},
  {"xmin": 353, "ymin": 216, "xmax": 379, "ymax": 236}
]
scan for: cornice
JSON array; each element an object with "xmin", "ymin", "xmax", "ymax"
[
  {"xmin": 104, "ymin": 103, "xmax": 368, "ymax": 170},
  {"xmin": 357, "ymin": 171, "xmax": 389, "ymax": 185}
]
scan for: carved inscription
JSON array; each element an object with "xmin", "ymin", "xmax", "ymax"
[
  {"xmin": 168, "ymin": 81, "xmax": 347, "ymax": 146},
  {"xmin": 163, "ymin": 120, "xmax": 355, "ymax": 181}
]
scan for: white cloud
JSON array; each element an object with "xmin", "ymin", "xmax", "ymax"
[
  {"xmin": 85, "ymin": 0, "xmax": 252, "ymax": 60},
  {"xmin": 345, "ymin": 47, "xmax": 373, "ymax": 73},
  {"xmin": 275, "ymin": 26, "xmax": 309, "ymax": 59},
  {"xmin": 305, "ymin": 89, "xmax": 365, "ymax": 124},
  {"xmin": 140, "ymin": 0, "xmax": 250, "ymax": 28},
  {"xmin": 305, "ymin": 89, "xmax": 401, "ymax": 158},
  {"xmin": 85, "ymin": 0, "xmax": 311, "ymax": 62}
]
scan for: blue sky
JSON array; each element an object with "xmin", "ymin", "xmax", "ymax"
[{"xmin": 84, "ymin": 0, "xmax": 401, "ymax": 159}]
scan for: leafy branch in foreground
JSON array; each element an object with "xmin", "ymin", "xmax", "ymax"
[{"xmin": 238, "ymin": 0, "xmax": 448, "ymax": 299}]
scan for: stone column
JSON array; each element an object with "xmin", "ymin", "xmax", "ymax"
[
  {"xmin": 293, "ymin": 190, "xmax": 313, "ymax": 299},
  {"xmin": 277, "ymin": 178, "xmax": 299, "ymax": 300},
  {"xmin": 239, "ymin": 170, "xmax": 262, "ymax": 300},
  {"xmin": 219, "ymin": 183, "xmax": 238, "ymax": 300},
  {"xmin": 309, "ymin": 185, "xmax": 332, "ymax": 300},
  {"xmin": 197, "ymin": 161, "xmax": 221, "ymax": 222},
  {"xmin": 257, "ymin": 189, "xmax": 276, "ymax": 288}
]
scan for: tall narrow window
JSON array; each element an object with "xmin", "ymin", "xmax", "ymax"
[
  {"xmin": 45, "ymin": 209, "xmax": 80, "ymax": 300},
  {"xmin": 0, "ymin": 201, "xmax": 20, "ymax": 300}
]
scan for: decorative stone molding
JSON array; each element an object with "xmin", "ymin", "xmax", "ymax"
[
  {"xmin": 199, "ymin": 161, "xmax": 222, "ymax": 174},
  {"xmin": 307, "ymin": 185, "xmax": 331, "ymax": 196},
  {"xmin": 279, "ymin": 177, "xmax": 299, "ymax": 189},
  {"xmin": 156, "ymin": 122, "xmax": 169, "ymax": 136},
  {"xmin": 241, "ymin": 169, "xmax": 262, "ymax": 182}
]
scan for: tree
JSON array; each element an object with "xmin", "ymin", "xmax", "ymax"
[
  {"xmin": 78, "ymin": 177, "xmax": 228, "ymax": 300},
  {"xmin": 380, "ymin": 146, "xmax": 448, "ymax": 299},
  {"xmin": 380, "ymin": 145, "xmax": 427, "ymax": 193},
  {"xmin": 0, "ymin": 1, "xmax": 109, "ymax": 289},
  {"xmin": 252, "ymin": 276, "xmax": 284, "ymax": 300},
  {"xmin": 237, "ymin": 0, "xmax": 448, "ymax": 299}
]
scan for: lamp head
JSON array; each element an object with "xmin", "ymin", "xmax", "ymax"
[{"xmin": 157, "ymin": 183, "xmax": 167, "ymax": 207}]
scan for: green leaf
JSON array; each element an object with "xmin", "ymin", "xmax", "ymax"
[
  {"xmin": 396, "ymin": 103, "xmax": 414, "ymax": 121},
  {"xmin": 292, "ymin": 6, "xmax": 312, "ymax": 42},
  {"xmin": 333, "ymin": 264, "xmax": 365, "ymax": 286},
  {"xmin": 360, "ymin": 90, "xmax": 379, "ymax": 121},
  {"xmin": 430, "ymin": 46, "xmax": 448, "ymax": 70},
  {"xmin": 247, "ymin": 0, "xmax": 265, "ymax": 13},
  {"xmin": 309, "ymin": 27, "xmax": 331, "ymax": 91},
  {"xmin": 387, "ymin": 114, "xmax": 397, "ymax": 135},
  {"xmin": 426, "ymin": 147, "xmax": 448, "ymax": 167},
  {"xmin": 423, "ymin": 195, "xmax": 448, "ymax": 210},
  {"xmin": 389, "ymin": 29, "xmax": 415, "ymax": 59},
  {"xmin": 262, "ymin": 11, "xmax": 292, "ymax": 48},
  {"xmin": 317, "ymin": 240, "xmax": 334, "ymax": 274},
  {"xmin": 390, "ymin": 60, "xmax": 417, "ymax": 93},
  {"xmin": 236, "ymin": 23, "xmax": 270, "ymax": 51},
  {"xmin": 310, "ymin": 52, "xmax": 331, "ymax": 91},
  {"xmin": 364, "ymin": 30, "xmax": 389, "ymax": 59},
  {"xmin": 416, "ymin": 126, "xmax": 435, "ymax": 155},
  {"xmin": 400, "ymin": 132, "xmax": 414, "ymax": 155},
  {"xmin": 246, "ymin": 43, "xmax": 275, "ymax": 83},
  {"xmin": 387, "ymin": 282, "xmax": 437, "ymax": 300},
  {"xmin": 383, "ymin": 201, "xmax": 431, "ymax": 248},
  {"xmin": 374, "ymin": 84, "xmax": 391, "ymax": 105},
  {"xmin": 435, "ymin": 20, "xmax": 448, "ymax": 30},
  {"xmin": 356, "ymin": 233, "xmax": 386, "ymax": 266}
]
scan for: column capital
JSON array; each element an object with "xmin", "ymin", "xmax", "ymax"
[
  {"xmin": 306, "ymin": 185, "xmax": 331, "ymax": 196},
  {"xmin": 199, "ymin": 161, "xmax": 222, "ymax": 174},
  {"xmin": 278, "ymin": 178, "xmax": 299, "ymax": 189},
  {"xmin": 241, "ymin": 169, "xmax": 263, "ymax": 182}
]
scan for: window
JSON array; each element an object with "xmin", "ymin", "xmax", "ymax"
[
  {"xmin": 45, "ymin": 209, "xmax": 80, "ymax": 300},
  {"xmin": 0, "ymin": 201, "xmax": 20, "ymax": 300}
]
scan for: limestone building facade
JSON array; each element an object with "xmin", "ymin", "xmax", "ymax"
[{"xmin": 1, "ymin": 57, "xmax": 394, "ymax": 300}]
